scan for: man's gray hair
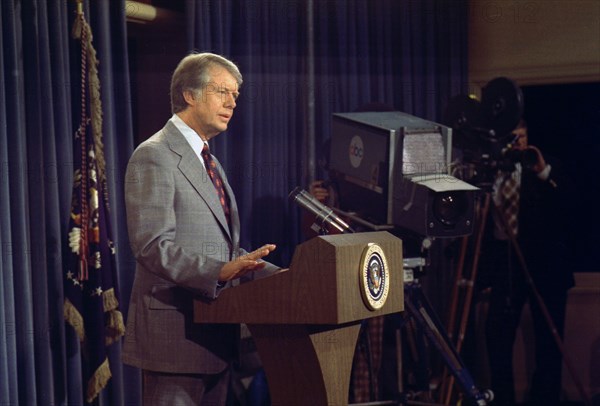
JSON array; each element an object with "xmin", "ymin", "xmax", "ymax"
[{"xmin": 170, "ymin": 52, "xmax": 243, "ymax": 114}]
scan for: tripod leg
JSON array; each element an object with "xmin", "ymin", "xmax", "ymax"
[
  {"xmin": 390, "ymin": 305, "xmax": 432, "ymax": 404},
  {"xmin": 405, "ymin": 283, "xmax": 489, "ymax": 405},
  {"xmin": 403, "ymin": 309, "xmax": 432, "ymax": 400},
  {"xmin": 441, "ymin": 193, "xmax": 491, "ymax": 405},
  {"xmin": 396, "ymin": 328, "xmax": 403, "ymax": 401},
  {"xmin": 445, "ymin": 236, "xmax": 470, "ymax": 344}
]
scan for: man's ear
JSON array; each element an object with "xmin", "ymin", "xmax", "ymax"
[{"xmin": 183, "ymin": 90, "xmax": 196, "ymax": 106}]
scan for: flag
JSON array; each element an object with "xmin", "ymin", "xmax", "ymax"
[{"xmin": 63, "ymin": 4, "xmax": 125, "ymax": 403}]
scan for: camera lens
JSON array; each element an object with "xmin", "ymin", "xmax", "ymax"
[{"xmin": 433, "ymin": 192, "xmax": 469, "ymax": 227}]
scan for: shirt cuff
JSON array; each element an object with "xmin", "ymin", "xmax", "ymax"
[{"xmin": 537, "ymin": 163, "xmax": 551, "ymax": 181}]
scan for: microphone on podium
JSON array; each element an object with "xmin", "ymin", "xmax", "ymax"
[{"xmin": 288, "ymin": 187, "xmax": 354, "ymax": 234}]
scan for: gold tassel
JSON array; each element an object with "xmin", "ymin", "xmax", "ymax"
[
  {"xmin": 71, "ymin": 0, "xmax": 84, "ymax": 39},
  {"xmin": 71, "ymin": 17, "xmax": 82, "ymax": 39}
]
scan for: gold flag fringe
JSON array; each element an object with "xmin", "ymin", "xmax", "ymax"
[
  {"xmin": 86, "ymin": 357, "xmax": 111, "ymax": 403},
  {"xmin": 64, "ymin": 298, "xmax": 85, "ymax": 342},
  {"xmin": 63, "ymin": 291, "xmax": 126, "ymax": 346},
  {"xmin": 103, "ymin": 288, "xmax": 126, "ymax": 345},
  {"xmin": 63, "ymin": 289, "xmax": 126, "ymax": 403},
  {"xmin": 102, "ymin": 287, "xmax": 119, "ymax": 311},
  {"xmin": 105, "ymin": 311, "xmax": 125, "ymax": 346}
]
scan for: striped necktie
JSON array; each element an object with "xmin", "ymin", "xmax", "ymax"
[
  {"xmin": 500, "ymin": 171, "xmax": 520, "ymax": 237},
  {"xmin": 201, "ymin": 144, "xmax": 231, "ymax": 226}
]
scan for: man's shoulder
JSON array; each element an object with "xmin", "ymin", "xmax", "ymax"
[
  {"xmin": 127, "ymin": 126, "xmax": 170, "ymax": 165},
  {"xmin": 134, "ymin": 121, "xmax": 182, "ymax": 151}
]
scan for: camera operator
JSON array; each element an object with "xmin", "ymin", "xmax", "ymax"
[{"xmin": 479, "ymin": 119, "xmax": 576, "ymax": 405}]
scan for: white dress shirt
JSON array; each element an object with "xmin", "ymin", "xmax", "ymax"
[{"xmin": 170, "ymin": 114, "xmax": 209, "ymax": 169}]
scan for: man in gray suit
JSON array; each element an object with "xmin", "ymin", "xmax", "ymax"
[{"xmin": 123, "ymin": 52, "xmax": 282, "ymax": 405}]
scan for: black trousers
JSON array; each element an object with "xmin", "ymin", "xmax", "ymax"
[{"xmin": 482, "ymin": 240, "xmax": 569, "ymax": 406}]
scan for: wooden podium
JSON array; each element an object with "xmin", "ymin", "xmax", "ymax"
[{"xmin": 194, "ymin": 231, "xmax": 404, "ymax": 405}]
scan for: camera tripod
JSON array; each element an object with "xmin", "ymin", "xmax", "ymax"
[
  {"xmin": 439, "ymin": 191, "xmax": 592, "ymax": 406},
  {"xmin": 392, "ymin": 257, "xmax": 492, "ymax": 406}
]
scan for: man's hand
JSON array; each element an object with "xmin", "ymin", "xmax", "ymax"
[
  {"xmin": 218, "ymin": 244, "xmax": 276, "ymax": 282},
  {"xmin": 308, "ymin": 180, "xmax": 329, "ymax": 202},
  {"xmin": 525, "ymin": 145, "xmax": 546, "ymax": 174}
]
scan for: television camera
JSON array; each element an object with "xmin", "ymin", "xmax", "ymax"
[
  {"xmin": 443, "ymin": 77, "xmax": 528, "ymax": 189},
  {"xmin": 326, "ymin": 110, "xmax": 478, "ymax": 239}
]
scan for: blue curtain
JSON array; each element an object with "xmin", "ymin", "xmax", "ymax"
[
  {"xmin": 186, "ymin": 0, "xmax": 469, "ymax": 264},
  {"xmin": 0, "ymin": 0, "xmax": 137, "ymax": 404}
]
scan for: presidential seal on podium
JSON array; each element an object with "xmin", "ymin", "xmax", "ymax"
[{"xmin": 359, "ymin": 243, "xmax": 390, "ymax": 310}]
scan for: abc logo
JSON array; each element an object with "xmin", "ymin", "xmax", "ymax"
[{"xmin": 348, "ymin": 135, "xmax": 364, "ymax": 168}]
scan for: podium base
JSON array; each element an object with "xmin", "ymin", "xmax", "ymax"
[{"xmin": 249, "ymin": 322, "xmax": 362, "ymax": 406}]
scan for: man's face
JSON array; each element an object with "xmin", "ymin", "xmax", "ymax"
[
  {"xmin": 511, "ymin": 126, "xmax": 528, "ymax": 150},
  {"xmin": 185, "ymin": 66, "xmax": 240, "ymax": 140}
]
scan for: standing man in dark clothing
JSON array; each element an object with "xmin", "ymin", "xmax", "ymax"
[{"xmin": 481, "ymin": 119, "xmax": 575, "ymax": 405}]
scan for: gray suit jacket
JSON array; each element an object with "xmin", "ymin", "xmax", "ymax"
[{"xmin": 122, "ymin": 120, "xmax": 279, "ymax": 373}]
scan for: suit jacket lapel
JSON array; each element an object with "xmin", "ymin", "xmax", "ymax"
[{"xmin": 164, "ymin": 122, "xmax": 233, "ymax": 241}]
